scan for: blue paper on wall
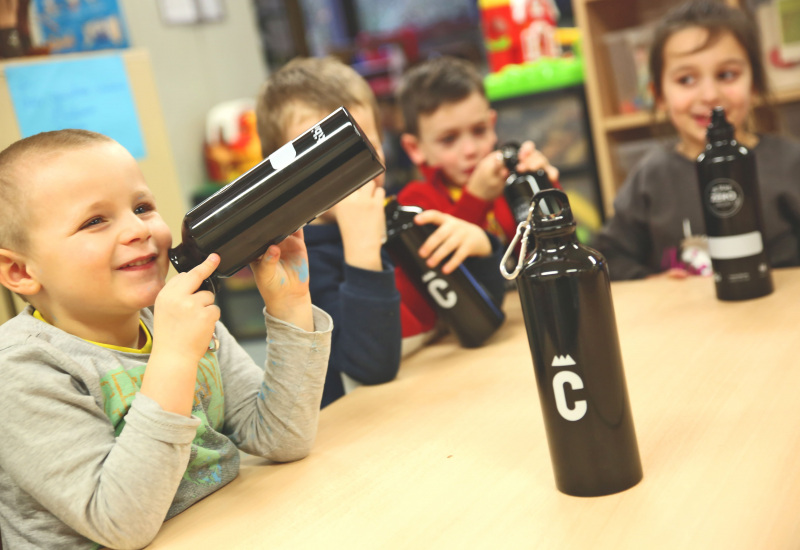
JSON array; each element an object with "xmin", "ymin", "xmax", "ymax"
[{"xmin": 5, "ymin": 55, "xmax": 146, "ymax": 159}]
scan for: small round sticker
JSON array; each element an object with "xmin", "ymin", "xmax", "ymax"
[{"xmin": 705, "ymin": 178, "xmax": 743, "ymax": 218}]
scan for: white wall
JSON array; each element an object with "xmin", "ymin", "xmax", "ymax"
[{"xmin": 119, "ymin": 0, "xmax": 268, "ymax": 203}]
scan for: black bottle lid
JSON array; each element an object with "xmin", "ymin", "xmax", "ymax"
[
  {"xmin": 384, "ymin": 197, "xmax": 423, "ymax": 240},
  {"xmin": 707, "ymin": 106, "xmax": 734, "ymax": 143},
  {"xmin": 499, "ymin": 141, "xmax": 521, "ymax": 171},
  {"xmin": 531, "ymin": 189, "xmax": 576, "ymax": 233}
]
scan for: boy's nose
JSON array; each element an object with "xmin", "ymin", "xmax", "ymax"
[{"xmin": 119, "ymin": 213, "xmax": 151, "ymax": 243}]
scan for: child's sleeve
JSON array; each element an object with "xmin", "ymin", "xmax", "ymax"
[
  {"xmin": 217, "ymin": 306, "xmax": 332, "ymax": 459},
  {"xmin": 321, "ymin": 255, "xmax": 402, "ymax": 387},
  {"xmin": 590, "ymin": 175, "xmax": 656, "ymax": 280},
  {"xmin": 0, "ymin": 342, "xmax": 201, "ymax": 549}
]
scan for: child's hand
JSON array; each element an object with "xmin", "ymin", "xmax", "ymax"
[
  {"xmin": 465, "ymin": 150, "xmax": 506, "ymax": 201},
  {"xmin": 144, "ymin": 254, "xmax": 221, "ymax": 416},
  {"xmin": 516, "ymin": 140, "xmax": 560, "ymax": 183},
  {"xmin": 250, "ymin": 229, "xmax": 314, "ymax": 332},
  {"xmin": 152, "ymin": 253, "xmax": 221, "ymax": 363},
  {"xmin": 334, "ymin": 181, "xmax": 387, "ymax": 271},
  {"xmin": 414, "ymin": 210, "xmax": 492, "ymax": 274}
]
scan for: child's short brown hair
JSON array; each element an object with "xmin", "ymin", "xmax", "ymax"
[
  {"xmin": 397, "ymin": 56, "xmax": 486, "ymax": 137},
  {"xmin": 0, "ymin": 129, "xmax": 112, "ymax": 252},
  {"xmin": 255, "ymin": 56, "xmax": 381, "ymax": 157}
]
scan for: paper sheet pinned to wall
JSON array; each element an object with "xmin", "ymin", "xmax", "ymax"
[{"xmin": 4, "ymin": 54, "xmax": 146, "ymax": 159}]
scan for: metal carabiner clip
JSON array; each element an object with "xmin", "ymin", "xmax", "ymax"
[{"xmin": 500, "ymin": 202, "xmax": 536, "ymax": 280}]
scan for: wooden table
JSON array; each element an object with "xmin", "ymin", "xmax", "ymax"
[{"xmin": 147, "ymin": 269, "xmax": 800, "ymax": 549}]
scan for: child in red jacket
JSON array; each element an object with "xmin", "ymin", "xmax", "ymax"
[{"xmin": 397, "ymin": 56, "xmax": 559, "ymax": 244}]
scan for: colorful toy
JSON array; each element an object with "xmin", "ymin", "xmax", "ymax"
[
  {"xmin": 479, "ymin": 0, "xmax": 561, "ymax": 73},
  {"xmin": 203, "ymin": 99, "xmax": 263, "ymax": 185}
]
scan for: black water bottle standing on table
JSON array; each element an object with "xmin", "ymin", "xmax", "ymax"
[
  {"xmin": 169, "ymin": 106, "xmax": 385, "ymax": 291},
  {"xmin": 384, "ymin": 198, "xmax": 505, "ymax": 348},
  {"xmin": 500, "ymin": 141, "xmax": 557, "ymax": 224},
  {"xmin": 696, "ymin": 107, "xmax": 772, "ymax": 301},
  {"xmin": 501, "ymin": 189, "xmax": 642, "ymax": 497}
]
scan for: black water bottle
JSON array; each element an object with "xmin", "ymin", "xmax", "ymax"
[
  {"xmin": 169, "ymin": 107, "xmax": 385, "ymax": 289},
  {"xmin": 500, "ymin": 141, "xmax": 557, "ymax": 224},
  {"xmin": 696, "ymin": 107, "xmax": 772, "ymax": 301},
  {"xmin": 384, "ymin": 198, "xmax": 505, "ymax": 348},
  {"xmin": 502, "ymin": 189, "xmax": 642, "ymax": 497}
]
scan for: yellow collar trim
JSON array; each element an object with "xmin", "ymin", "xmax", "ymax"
[{"xmin": 32, "ymin": 310, "xmax": 153, "ymax": 354}]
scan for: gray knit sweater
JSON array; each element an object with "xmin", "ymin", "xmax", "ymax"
[{"xmin": 0, "ymin": 306, "xmax": 332, "ymax": 550}]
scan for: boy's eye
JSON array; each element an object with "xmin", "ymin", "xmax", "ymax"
[
  {"xmin": 439, "ymin": 134, "xmax": 458, "ymax": 146},
  {"xmin": 471, "ymin": 125, "xmax": 488, "ymax": 137},
  {"xmin": 676, "ymin": 74, "xmax": 696, "ymax": 86},
  {"xmin": 80, "ymin": 217, "xmax": 105, "ymax": 230},
  {"xmin": 134, "ymin": 203, "xmax": 154, "ymax": 215}
]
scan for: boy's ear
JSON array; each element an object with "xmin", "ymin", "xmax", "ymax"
[
  {"xmin": 0, "ymin": 249, "xmax": 41, "ymax": 296},
  {"xmin": 400, "ymin": 133, "xmax": 427, "ymax": 166}
]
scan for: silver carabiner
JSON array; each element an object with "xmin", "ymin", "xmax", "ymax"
[{"xmin": 500, "ymin": 202, "xmax": 536, "ymax": 280}]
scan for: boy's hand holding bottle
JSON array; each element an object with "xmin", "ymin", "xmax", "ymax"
[
  {"xmin": 466, "ymin": 140, "xmax": 559, "ymax": 201},
  {"xmin": 146, "ymin": 253, "xmax": 222, "ymax": 416},
  {"xmin": 414, "ymin": 210, "xmax": 493, "ymax": 274},
  {"xmin": 250, "ymin": 229, "xmax": 314, "ymax": 332}
]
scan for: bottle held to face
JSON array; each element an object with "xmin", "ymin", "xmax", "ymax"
[
  {"xmin": 500, "ymin": 141, "xmax": 557, "ymax": 224},
  {"xmin": 169, "ymin": 107, "xmax": 386, "ymax": 291}
]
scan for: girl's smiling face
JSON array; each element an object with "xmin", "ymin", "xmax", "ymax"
[{"xmin": 658, "ymin": 27, "xmax": 755, "ymax": 158}]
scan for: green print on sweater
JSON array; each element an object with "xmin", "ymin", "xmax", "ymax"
[{"xmin": 98, "ymin": 350, "xmax": 227, "ymax": 486}]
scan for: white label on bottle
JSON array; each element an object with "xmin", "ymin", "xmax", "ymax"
[
  {"xmin": 707, "ymin": 231, "xmax": 764, "ymax": 260},
  {"xmin": 269, "ymin": 141, "xmax": 296, "ymax": 171}
]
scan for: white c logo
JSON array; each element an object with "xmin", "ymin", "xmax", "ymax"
[
  {"xmin": 422, "ymin": 271, "xmax": 457, "ymax": 309},
  {"xmin": 552, "ymin": 370, "xmax": 587, "ymax": 421}
]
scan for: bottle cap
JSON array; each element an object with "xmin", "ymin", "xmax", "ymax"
[
  {"xmin": 707, "ymin": 106, "xmax": 734, "ymax": 143},
  {"xmin": 499, "ymin": 141, "xmax": 521, "ymax": 172},
  {"xmin": 531, "ymin": 189, "xmax": 575, "ymax": 233}
]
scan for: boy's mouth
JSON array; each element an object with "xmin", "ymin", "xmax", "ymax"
[{"xmin": 118, "ymin": 254, "xmax": 158, "ymax": 270}]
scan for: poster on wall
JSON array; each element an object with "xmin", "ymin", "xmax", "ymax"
[
  {"xmin": 5, "ymin": 55, "xmax": 146, "ymax": 159},
  {"xmin": 33, "ymin": 0, "xmax": 130, "ymax": 54}
]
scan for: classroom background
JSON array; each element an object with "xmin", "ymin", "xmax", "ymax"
[{"xmin": 1, "ymin": 0, "xmax": 799, "ymax": 343}]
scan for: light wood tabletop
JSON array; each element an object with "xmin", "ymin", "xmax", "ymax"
[{"xmin": 147, "ymin": 268, "xmax": 800, "ymax": 550}]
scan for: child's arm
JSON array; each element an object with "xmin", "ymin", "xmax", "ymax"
[{"xmin": 142, "ymin": 254, "xmax": 222, "ymax": 416}]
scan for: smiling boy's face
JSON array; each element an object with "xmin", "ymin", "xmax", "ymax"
[{"xmin": 20, "ymin": 141, "xmax": 173, "ymax": 325}]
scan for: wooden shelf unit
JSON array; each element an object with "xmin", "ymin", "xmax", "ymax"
[{"xmin": 573, "ymin": 0, "xmax": 800, "ymax": 217}]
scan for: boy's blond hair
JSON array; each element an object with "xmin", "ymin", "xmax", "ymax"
[
  {"xmin": 256, "ymin": 56, "xmax": 381, "ymax": 156},
  {"xmin": 0, "ymin": 129, "xmax": 113, "ymax": 252},
  {"xmin": 397, "ymin": 56, "xmax": 486, "ymax": 137}
]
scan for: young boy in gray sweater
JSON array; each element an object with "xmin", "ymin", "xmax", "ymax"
[{"xmin": 0, "ymin": 129, "xmax": 333, "ymax": 549}]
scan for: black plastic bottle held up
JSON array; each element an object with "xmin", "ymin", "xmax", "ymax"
[
  {"xmin": 501, "ymin": 189, "xmax": 642, "ymax": 497},
  {"xmin": 168, "ymin": 107, "xmax": 385, "ymax": 290},
  {"xmin": 696, "ymin": 107, "xmax": 773, "ymax": 301},
  {"xmin": 500, "ymin": 141, "xmax": 557, "ymax": 224},
  {"xmin": 384, "ymin": 198, "xmax": 505, "ymax": 348}
]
